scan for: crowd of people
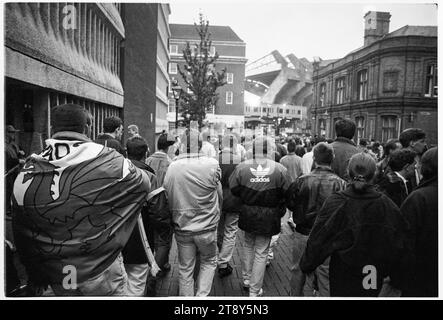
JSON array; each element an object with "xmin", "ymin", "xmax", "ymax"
[{"xmin": 5, "ymin": 103, "xmax": 438, "ymax": 297}]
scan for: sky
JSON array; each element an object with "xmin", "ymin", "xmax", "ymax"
[{"xmin": 169, "ymin": 0, "xmax": 438, "ymax": 63}]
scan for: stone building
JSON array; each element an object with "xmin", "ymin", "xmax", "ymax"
[
  {"xmin": 5, "ymin": 3, "xmax": 125, "ymax": 154},
  {"xmin": 168, "ymin": 24, "xmax": 247, "ymax": 130},
  {"xmin": 312, "ymin": 11, "xmax": 437, "ymax": 144}
]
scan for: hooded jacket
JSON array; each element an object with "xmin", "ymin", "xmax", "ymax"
[{"xmin": 300, "ymin": 185, "xmax": 409, "ymax": 297}]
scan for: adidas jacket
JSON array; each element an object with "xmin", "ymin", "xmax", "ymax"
[{"xmin": 229, "ymin": 157, "xmax": 291, "ymax": 236}]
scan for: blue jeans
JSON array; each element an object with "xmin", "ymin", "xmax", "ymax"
[
  {"xmin": 51, "ymin": 254, "xmax": 129, "ymax": 296},
  {"xmin": 175, "ymin": 230, "xmax": 218, "ymax": 296}
]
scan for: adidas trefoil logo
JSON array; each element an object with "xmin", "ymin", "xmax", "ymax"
[{"xmin": 250, "ymin": 164, "xmax": 271, "ymax": 183}]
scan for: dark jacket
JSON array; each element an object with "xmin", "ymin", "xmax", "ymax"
[
  {"xmin": 300, "ymin": 185, "xmax": 409, "ymax": 297},
  {"xmin": 229, "ymin": 158, "xmax": 291, "ymax": 236},
  {"xmin": 95, "ymin": 133, "xmax": 126, "ymax": 156},
  {"xmin": 121, "ymin": 160, "xmax": 156, "ymax": 264},
  {"xmin": 377, "ymin": 170, "xmax": 410, "ymax": 208},
  {"xmin": 400, "ymin": 176, "xmax": 438, "ymax": 297},
  {"xmin": 146, "ymin": 151, "xmax": 172, "ymax": 188},
  {"xmin": 219, "ymin": 149, "xmax": 242, "ymax": 213},
  {"xmin": 330, "ymin": 137, "xmax": 359, "ymax": 181},
  {"xmin": 287, "ymin": 166, "xmax": 347, "ymax": 235}
]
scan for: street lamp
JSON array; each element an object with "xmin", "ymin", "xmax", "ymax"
[{"xmin": 171, "ymin": 79, "xmax": 183, "ymax": 131}]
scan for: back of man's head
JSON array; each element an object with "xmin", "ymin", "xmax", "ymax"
[
  {"xmin": 335, "ymin": 119, "xmax": 356, "ymax": 140},
  {"xmin": 157, "ymin": 132, "xmax": 175, "ymax": 151},
  {"xmin": 388, "ymin": 149, "xmax": 416, "ymax": 172},
  {"xmin": 359, "ymin": 138, "xmax": 368, "ymax": 147},
  {"xmin": 253, "ymin": 137, "xmax": 275, "ymax": 158},
  {"xmin": 399, "ymin": 128, "xmax": 426, "ymax": 148},
  {"xmin": 103, "ymin": 116, "xmax": 123, "ymax": 134},
  {"xmin": 181, "ymin": 128, "xmax": 202, "ymax": 154},
  {"xmin": 420, "ymin": 147, "xmax": 437, "ymax": 180},
  {"xmin": 287, "ymin": 139, "xmax": 297, "ymax": 153},
  {"xmin": 313, "ymin": 142, "xmax": 334, "ymax": 166},
  {"xmin": 52, "ymin": 104, "xmax": 91, "ymax": 135},
  {"xmin": 222, "ymin": 134, "xmax": 238, "ymax": 150},
  {"xmin": 126, "ymin": 136, "xmax": 148, "ymax": 161}
]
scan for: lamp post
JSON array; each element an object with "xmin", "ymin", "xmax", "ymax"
[{"xmin": 171, "ymin": 79, "xmax": 183, "ymax": 131}]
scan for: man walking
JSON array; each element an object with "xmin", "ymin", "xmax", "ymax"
[
  {"xmin": 12, "ymin": 104, "xmax": 151, "ymax": 296},
  {"xmin": 229, "ymin": 137, "xmax": 291, "ymax": 297},
  {"xmin": 287, "ymin": 142, "xmax": 347, "ymax": 296},
  {"xmin": 95, "ymin": 116, "xmax": 126, "ymax": 156},
  {"xmin": 399, "ymin": 128, "xmax": 428, "ymax": 189},
  {"xmin": 217, "ymin": 134, "xmax": 242, "ymax": 278},
  {"xmin": 330, "ymin": 119, "xmax": 359, "ymax": 181},
  {"xmin": 164, "ymin": 128, "xmax": 222, "ymax": 296}
]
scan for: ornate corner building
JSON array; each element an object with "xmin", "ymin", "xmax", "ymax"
[{"xmin": 312, "ymin": 11, "xmax": 437, "ymax": 145}]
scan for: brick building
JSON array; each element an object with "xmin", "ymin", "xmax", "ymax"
[
  {"xmin": 121, "ymin": 3, "xmax": 170, "ymax": 150},
  {"xmin": 168, "ymin": 24, "xmax": 247, "ymax": 130},
  {"xmin": 312, "ymin": 11, "xmax": 437, "ymax": 144}
]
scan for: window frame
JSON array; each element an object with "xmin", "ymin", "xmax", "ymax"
[
  {"xmin": 335, "ymin": 77, "xmax": 345, "ymax": 104},
  {"xmin": 226, "ymin": 91, "xmax": 233, "ymax": 105},
  {"xmin": 319, "ymin": 83, "xmax": 326, "ymax": 107},
  {"xmin": 169, "ymin": 62, "xmax": 177, "ymax": 74},
  {"xmin": 169, "ymin": 44, "xmax": 178, "ymax": 55},
  {"xmin": 425, "ymin": 63, "xmax": 438, "ymax": 97},
  {"xmin": 381, "ymin": 115, "xmax": 397, "ymax": 142},
  {"xmin": 357, "ymin": 69, "xmax": 369, "ymax": 101},
  {"xmin": 227, "ymin": 73, "xmax": 234, "ymax": 84}
]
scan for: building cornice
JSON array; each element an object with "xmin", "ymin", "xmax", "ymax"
[{"xmin": 169, "ymin": 39, "xmax": 246, "ymax": 47}]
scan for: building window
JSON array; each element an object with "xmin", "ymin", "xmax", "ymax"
[
  {"xmin": 226, "ymin": 91, "xmax": 233, "ymax": 104},
  {"xmin": 210, "ymin": 46, "xmax": 216, "ymax": 56},
  {"xmin": 169, "ymin": 62, "xmax": 177, "ymax": 74},
  {"xmin": 357, "ymin": 69, "xmax": 368, "ymax": 100},
  {"xmin": 279, "ymin": 108, "xmax": 284, "ymax": 114},
  {"xmin": 297, "ymin": 110, "xmax": 301, "ymax": 115},
  {"xmin": 381, "ymin": 116, "xmax": 397, "ymax": 142},
  {"xmin": 335, "ymin": 77, "xmax": 345, "ymax": 104},
  {"xmin": 227, "ymin": 73, "xmax": 234, "ymax": 84},
  {"xmin": 286, "ymin": 109, "xmax": 290, "ymax": 114},
  {"xmin": 319, "ymin": 83, "xmax": 326, "ymax": 106},
  {"xmin": 168, "ymin": 99, "xmax": 176, "ymax": 113},
  {"xmin": 253, "ymin": 107, "xmax": 259, "ymax": 112},
  {"xmin": 356, "ymin": 116, "xmax": 365, "ymax": 141},
  {"xmin": 170, "ymin": 44, "xmax": 178, "ymax": 55},
  {"xmin": 425, "ymin": 64, "xmax": 438, "ymax": 97}
]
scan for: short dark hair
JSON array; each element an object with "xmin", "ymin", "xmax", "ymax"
[
  {"xmin": 421, "ymin": 147, "xmax": 437, "ymax": 180},
  {"xmin": 103, "ymin": 116, "xmax": 123, "ymax": 133},
  {"xmin": 126, "ymin": 136, "xmax": 148, "ymax": 161},
  {"xmin": 52, "ymin": 104, "xmax": 91, "ymax": 134},
  {"xmin": 399, "ymin": 128, "xmax": 426, "ymax": 148},
  {"xmin": 313, "ymin": 142, "xmax": 334, "ymax": 165},
  {"xmin": 287, "ymin": 139, "xmax": 296, "ymax": 153},
  {"xmin": 359, "ymin": 138, "xmax": 368, "ymax": 147},
  {"xmin": 384, "ymin": 139, "xmax": 401, "ymax": 157},
  {"xmin": 388, "ymin": 149, "xmax": 416, "ymax": 172},
  {"xmin": 295, "ymin": 145, "xmax": 306, "ymax": 157},
  {"xmin": 335, "ymin": 119, "xmax": 356, "ymax": 139}
]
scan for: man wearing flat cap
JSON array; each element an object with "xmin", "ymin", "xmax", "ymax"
[{"xmin": 12, "ymin": 104, "xmax": 151, "ymax": 296}]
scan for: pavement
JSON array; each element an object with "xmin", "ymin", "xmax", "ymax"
[{"xmin": 154, "ymin": 212, "xmax": 294, "ymax": 297}]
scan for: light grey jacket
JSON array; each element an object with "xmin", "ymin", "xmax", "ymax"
[{"xmin": 164, "ymin": 153, "xmax": 222, "ymax": 235}]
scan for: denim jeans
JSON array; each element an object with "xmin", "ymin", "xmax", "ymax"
[
  {"xmin": 125, "ymin": 263, "xmax": 149, "ymax": 296},
  {"xmin": 175, "ymin": 230, "xmax": 218, "ymax": 296},
  {"xmin": 51, "ymin": 254, "xmax": 129, "ymax": 296},
  {"xmin": 290, "ymin": 231, "xmax": 330, "ymax": 296},
  {"xmin": 217, "ymin": 212, "xmax": 239, "ymax": 268},
  {"xmin": 239, "ymin": 230, "xmax": 271, "ymax": 297},
  {"xmin": 154, "ymin": 225, "xmax": 173, "ymax": 269}
]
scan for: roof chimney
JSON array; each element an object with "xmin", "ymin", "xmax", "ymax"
[{"xmin": 364, "ymin": 11, "xmax": 391, "ymax": 46}]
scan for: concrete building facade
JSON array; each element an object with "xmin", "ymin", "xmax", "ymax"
[
  {"xmin": 5, "ymin": 3, "xmax": 125, "ymax": 154},
  {"xmin": 168, "ymin": 24, "xmax": 247, "ymax": 130},
  {"xmin": 312, "ymin": 11, "xmax": 437, "ymax": 144},
  {"xmin": 244, "ymin": 50, "xmax": 313, "ymax": 134}
]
